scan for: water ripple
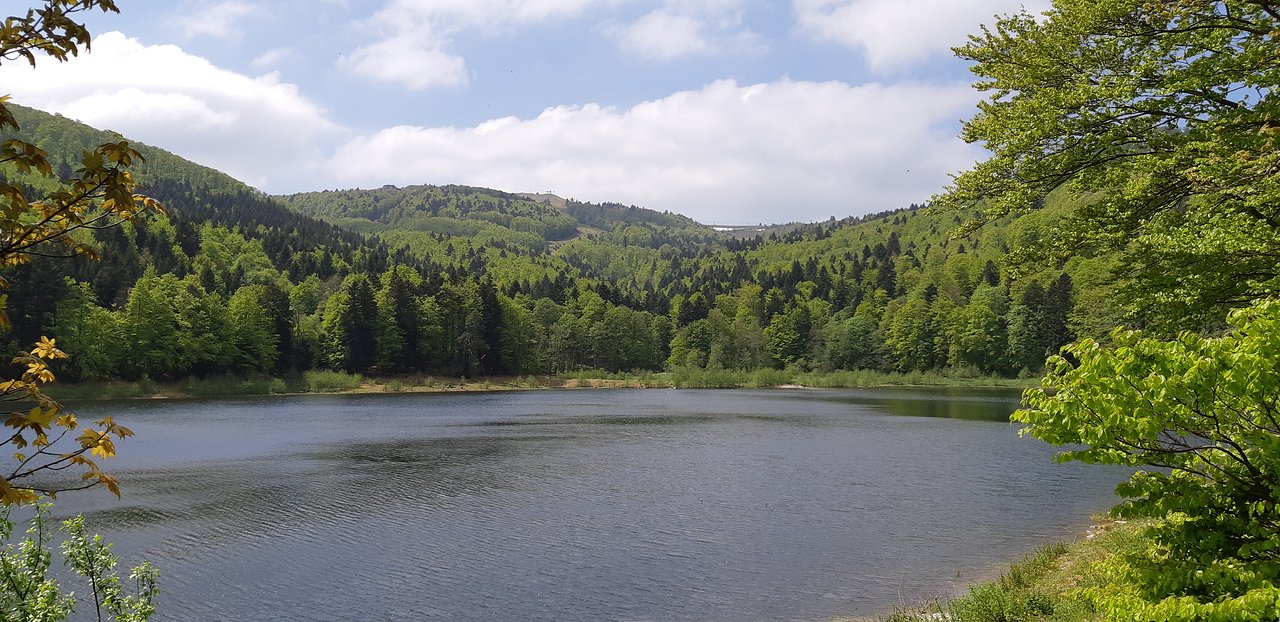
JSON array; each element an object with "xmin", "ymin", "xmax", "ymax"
[{"xmin": 47, "ymin": 389, "xmax": 1127, "ymax": 622}]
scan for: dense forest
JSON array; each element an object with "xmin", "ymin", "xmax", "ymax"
[
  {"xmin": 3, "ymin": 1, "xmax": 1277, "ymax": 620},
  {"xmin": 1, "ymin": 104, "xmax": 1124, "ymax": 384}
]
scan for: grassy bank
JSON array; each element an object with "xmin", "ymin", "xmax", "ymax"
[
  {"xmin": 50, "ymin": 370, "xmax": 367, "ymax": 400},
  {"xmin": 564, "ymin": 367, "xmax": 1034, "ymax": 389},
  {"xmin": 865, "ymin": 519, "xmax": 1149, "ymax": 622},
  {"xmin": 48, "ymin": 368, "xmax": 1033, "ymax": 401},
  {"xmin": 50, "ymin": 372, "xmax": 581, "ymax": 401}
]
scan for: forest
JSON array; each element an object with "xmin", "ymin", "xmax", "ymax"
[
  {"xmin": 0, "ymin": 104, "xmax": 1108, "ymax": 386},
  {"xmin": 4, "ymin": 1, "xmax": 1280, "ymax": 620}
]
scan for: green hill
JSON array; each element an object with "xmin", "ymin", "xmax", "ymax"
[{"xmin": 0, "ymin": 103, "xmax": 1138, "ymax": 384}]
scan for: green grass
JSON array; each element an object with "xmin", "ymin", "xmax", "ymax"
[
  {"xmin": 562, "ymin": 367, "xmax": 1034, "ymax": 389},
  {"xmin": 50, "ymin": 371, "xmax": 364, "ymax": 400},
  {"xmin": 880, "ymin": 520, "xmax": 1151, "ymax": 622},
  {"xmin": 48, "ymin": 378, "xmax": 162, "ymax": 401},
  {"xmin": 177, "ymin": 375, "xmax": 276, "ymax": 397},
  {"xmin": 48, "ymin": 367, "xmax": 1031, "ymax": 402},
  {"xmin": 301, "ymin": 370, "xmax": 364, "ymax": 393}
]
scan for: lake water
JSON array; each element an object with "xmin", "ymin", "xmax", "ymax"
[{"xmin": 46, "ymin": 388, "xmax": 1126, "ymax": 622}]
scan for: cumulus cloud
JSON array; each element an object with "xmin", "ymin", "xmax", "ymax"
[
  {"xmin": 327, "ymin": 79, "xmax": 983, "ymax": 224},
  {"xmin": 168, "ymin": 0, "xmax": 260, "ymax": 39},
  {"xmin": 0, "ymin": 32, "xmax": 339, "ymax": 190},
  {"xmin": 794, "ymin": 0, "xmax": 1050, "ymax": 71},
  {"xmin": 342, "ymin": 0, "xmax": 619, "ymax": 90},
  {"xmin": 607, "ymin": 0, "xmax": 762, "ymax": 61}
]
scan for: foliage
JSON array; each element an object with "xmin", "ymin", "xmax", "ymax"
[
  {"xmin": 61, "ymin": 515, "xmax": 158, "ymax": 622},
  {"xmin": 302, "ymin": 370, "xmax": 364, "ymax": 393},
  {"xmin": 0, "ymin": 1, "xmax": 162, "ymax": 504},
  {"xmin": 0, "ymin": 338, "xmax": 133, "ymax": 503},
  {"xmin": 1017, "ymin": 300, "xmax": 1280, "ymax": 618},
  {"xmin": 939, "ymin": 0, "xmax": 1280, "ymax": 329},
  {"xmin": 0, "ymin": 503, "xmax": 156, "ymax": 622},
  {"xmin": 0, "ymin": 82, "xmax": 1114, "ymax": 390},
  {"xmin": 0, "ymin": 24, "xmax": 163, "ymax": 297},
  {"xmin": 936, "ymin": 2, "xmax": 1280, "ymax": 618}
]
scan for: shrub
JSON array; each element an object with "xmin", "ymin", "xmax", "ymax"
[
  {"xmin": 1018, "ymin": 301, "xmax": 1280, "ymax": 618},
  {"xmin": 303, "ymin": 370, "xmax": 364, "ymax": 392},
  {"xmin": 0, "ymin": 503, "xmax": 157, "ymax": 622}
]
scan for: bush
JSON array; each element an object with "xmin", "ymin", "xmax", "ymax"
[
  {"xmin": 1018, "ymin": 301, "xmax": 1280, "ymax": 618},
  {"xmin": 303, "ymin": 370, "xmax": 364, "ymax": 392},
  {"xmin": 0, "ymin": 503, "xmax": 157, "ymax": 622}
]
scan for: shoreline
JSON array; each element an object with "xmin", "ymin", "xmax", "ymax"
[
  {"xmin": 50, "ymin": 370, "xmax": 1035, "ymax": 402},
  {"xmin": 843, "ymin": 518, "xmax": 1145, "ymax": 622}
]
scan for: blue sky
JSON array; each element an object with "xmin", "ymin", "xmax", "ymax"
[{"xmin": 0, "ymin": 0, "xmax": 1047, "ymax": 224}]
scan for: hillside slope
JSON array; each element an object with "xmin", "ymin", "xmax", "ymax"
[{"xmin": 0, "ymin": 103, "xmax": 1131, "ymax": 383}]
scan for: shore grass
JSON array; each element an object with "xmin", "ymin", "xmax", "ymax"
[
  {"xmin": 47, "ymin": 367, "xmax": 1033, "ymax": 401},
  {"xmin": 48, "ymin": 372, "xmax": 365, "ymax": 401},
  {"xmin": 563, "ymin": 367, "xmax": 1033, "ymax": 389},
  {"xmin": 48, "ymin": 372, "xmax": 560, "ymax": 401},
  {"xmin": 864, "ymin": 519, "xmax": 1149, "ymax": 622}
]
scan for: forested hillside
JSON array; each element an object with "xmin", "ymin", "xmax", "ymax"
[{"xmin": 3, "ymin": 104, "xmax": 1129, "ymax": 384}]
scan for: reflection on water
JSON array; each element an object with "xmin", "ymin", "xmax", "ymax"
[
  {"xmin": 49, "ymin": 388, "xmax": 1123, "ymax": 622},
  {"xmin": 814, "ymin": 386, "xmax": 1025, "ymax": 421}
]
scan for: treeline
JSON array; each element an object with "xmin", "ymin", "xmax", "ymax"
[
  {"xmin": 563, "ymin": 199, "xmax": 705, "ymax": 232},
  {"xmin": 278, "ymin": 184, "xmax": 581, "ymax": 242},
  {"xmin": 40, "ymin": 227, "xmax": 672, "ymax": 381},
  {"xmin": 12, "ymin": 214, "xmax": 1080, "ymax": 383},
  {"xmin": 0, "ymin": 104, "xmax": 1102, "ymax": 383},
  {"xmin": 663, "ymin": 261, "xmax": 1073, "ymax": 377}
]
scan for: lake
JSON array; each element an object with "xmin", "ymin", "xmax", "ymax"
[{"xmin": 47, "ymin": 387, "xmax": 1125, "ymax": 621}]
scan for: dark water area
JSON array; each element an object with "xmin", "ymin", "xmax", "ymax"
[{"xmin": 47, "ymin": 388, "xmax": 1126, "ymax": 621}]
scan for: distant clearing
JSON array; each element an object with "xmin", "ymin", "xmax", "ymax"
[{"xmin": 516, "ymin": 192, "xmax": 567, "ymax": 209}]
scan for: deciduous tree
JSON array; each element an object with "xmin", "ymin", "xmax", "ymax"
[
  {"xmin": 948, "ymin": 1, "xmax": 1280, "ymax": 617},
  {"xmin": 1019, "ymin": 301, "xmax": 1280, "ymax": 618},
  {"xmin": 939, "ymin": 0, "xmax": 1280, "ymax": 328}
]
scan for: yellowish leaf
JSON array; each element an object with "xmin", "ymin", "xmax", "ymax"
[
  {"xmin": 0, "ymin": 479, "xmax": 36, "ymax": 506},
  {"xmin": 31, "ymin": 336, "xmax": 66, "ymax": 360},
  {"xmin": 78, "ymin": 428, "xmax": 103, "ymax": 449},
  {"xmin": 27, "ymin": 406, "xmax": 54, "ymax": 427}
]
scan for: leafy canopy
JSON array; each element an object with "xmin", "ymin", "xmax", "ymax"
[
  {"xmin": 938, "ymin": 0, "xmax": 1280, "ymax": 327},
  {"xmin": 0, "ymin": 503, "xmax": 157, "ymax": 622},
  {"xmin": 1017, "ymin": 301, "xmax": 1280, "ymax": 619},
  {"xmin": 941, "ymin": 0, "xmax": 1280, "ymax": 617}
]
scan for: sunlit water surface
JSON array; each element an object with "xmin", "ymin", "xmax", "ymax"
[{"xmin": 47, "ymin": 388, "xmax": 1126, "ymax": 621}]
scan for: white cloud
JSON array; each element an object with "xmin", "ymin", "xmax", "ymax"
[
  {"xmin": 326, "ymin": 79, "xmax": 983, "ymax": 224},
  {"xmin": 341, "ymin": 0, "xmax": 622, "ymax": 89},
  {"xmin": 607, "ymin": 0, "xmax": 762, "ymax": 61},
  {"xmin": 794, "ymin": 0, "xmax": 1050, "ymax": 72},
  {"xmin": 338, "ymin": 31, "xmax": 468, "ymax": 90},
  {"xmin": 168, "ymin": 0, "xmax": 260, "ymax": 39},
  {"xmin": 611, "ymin": 11, "xmax": 710, "ymax": 60},
  {"xmin": 376, "ymin": 0, "xmax": 619, "ymax": 27},
  {"xmin": 250, "ymin": 47, "xmax": 294, "ymax": 68},
  {"xmin": 0, "ymin": 32, "xmax": 340, "ymax": 190}
]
